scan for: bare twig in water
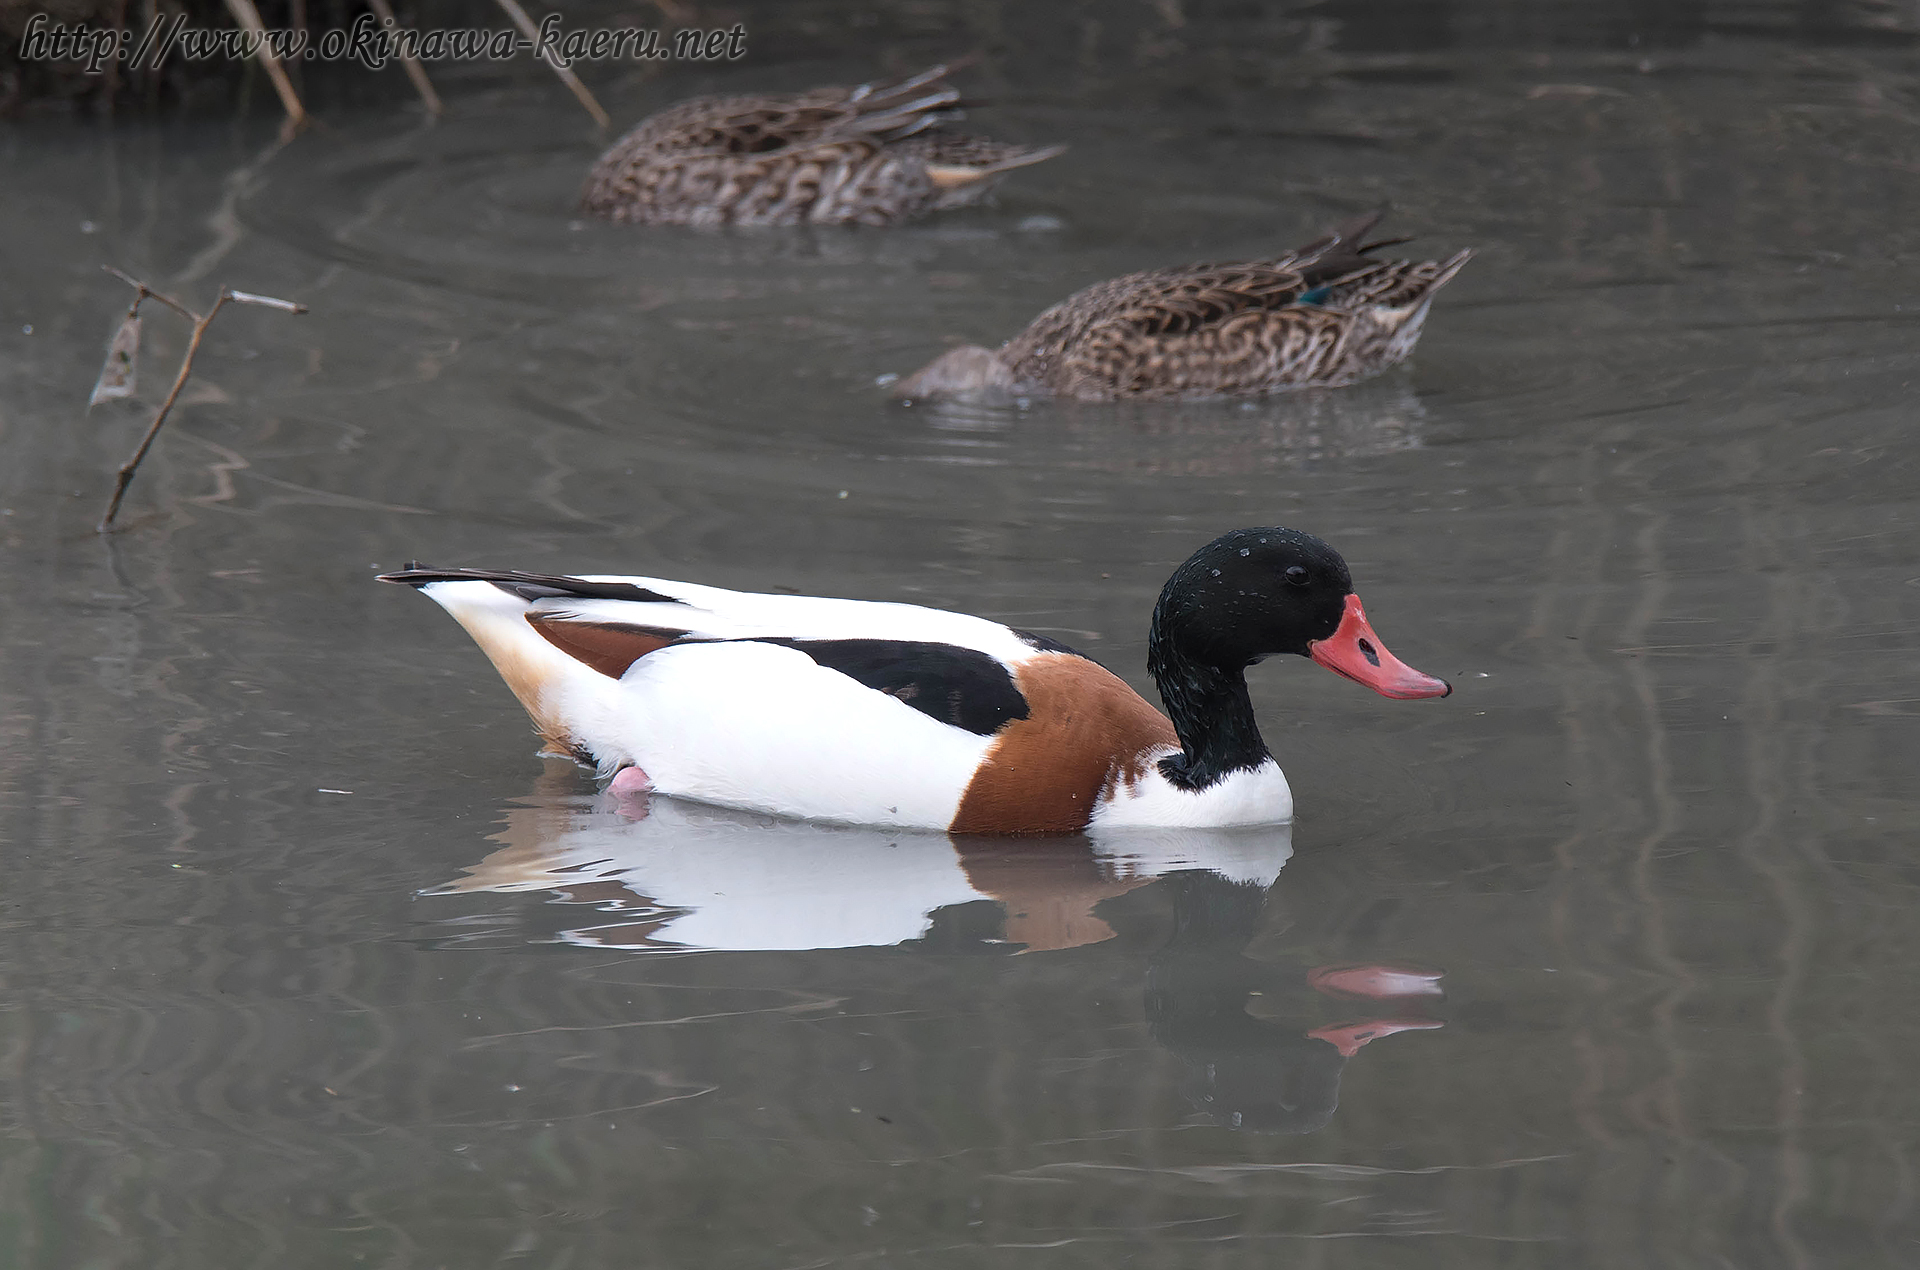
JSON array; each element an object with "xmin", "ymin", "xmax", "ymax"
[
  {"xmin": 491, "ymin": 0, "xmax": 611, "ymax": 129},
  {"xmin": 222, "ymin": 0, "xmax": 307, "ymax": 136},
  {"xmin": 366, "ymin": 0, "xmax": 444, "ymax": 116},
  {"xmin": 95, "ymin": 266, "xmax": 307, "ymax": 534}
]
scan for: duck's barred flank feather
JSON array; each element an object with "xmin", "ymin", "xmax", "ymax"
[
  {"xmin": 893, "ymin": 211, "xmax": 1473, "ymax": 401},
  {"xmin": 377, "ymin": 567, "xmax": 686, "ymax": 606},
  {"xmin": 579, "ymin": 64, "xmax": 1063, "ymax": 227}
]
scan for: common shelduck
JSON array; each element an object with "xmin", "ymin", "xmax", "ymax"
[{"xmin": 378, "ymin": 527, "xmax": 1449, "ymax": 834}]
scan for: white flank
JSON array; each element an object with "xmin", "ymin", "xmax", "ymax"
[
  {"xmin": 1091, "ymin": 755, "xmax": 1294, "ymax": 830},
  {"xmin": 562, "ymin": 640, "xmax": 994, "ymax": 828}
]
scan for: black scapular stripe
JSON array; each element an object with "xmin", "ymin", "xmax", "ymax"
[
  {"xmin": 756, "ymin": 638, "xmax": 1029, "ymax": 737},
  {"xmin": 376, "ymin": 566, "xmax": 685, "ymax": 606}
]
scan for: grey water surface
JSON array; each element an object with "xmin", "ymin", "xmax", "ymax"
[{"xmin": 3, "ymin": 1, "xmax": 1919, "ymax": 1265}]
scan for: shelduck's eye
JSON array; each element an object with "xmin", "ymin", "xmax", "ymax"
[{"xmin": 1285, "ymin": 565, "xmax": 1309, "ymax": 586}]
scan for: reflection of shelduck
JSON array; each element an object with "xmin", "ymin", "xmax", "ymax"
[
  {"xmin": 428, "ymin": 795, "xmax": 1444, "ymax": 1135},
  {"xmin": 1147, "ymin": 871, "xmax": 1446, "ymax": 1134},
  {"xmin": 380, "ymin": 528, "xmax": 1449, "ymax": 833},
  {"xmin": 425, "ymin": 791, "xmax": 1295, "ymax": 954}
]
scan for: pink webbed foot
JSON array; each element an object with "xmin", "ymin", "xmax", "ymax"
[
  {"xmin": 604, "ymin": 765, "xmax": 654, "ymax": 820},
  {"xmin": 1307, "ymin": 1017, "xmax": 1445, "ymax": 1059},
  {"xmin": 607, "ymin": 765, "xmax": 653, "ymax": 796}
]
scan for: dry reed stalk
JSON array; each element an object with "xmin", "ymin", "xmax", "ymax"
[
  {"xmin": 222, "ymin": 0, "xmax": 307, "ymax": 133},
  {"xmin": 366, "ymin": 0, "xmax": 444, "ymax": 116},
  {"xmin": 491, "ymin": 0, "xmax": 611, "ymax": 129}
]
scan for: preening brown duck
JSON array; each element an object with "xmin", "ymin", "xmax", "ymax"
[
  {"xmin": 378, "ymin": 528, "xmax": 1449, "ymax": 835},
  {"xmin": 893, "ymin": 211, "xmax": 1472, "ymax": 401},
  {"xmin": 580, "ymin": 64, "xmax": 1064, "ymax": 228}
]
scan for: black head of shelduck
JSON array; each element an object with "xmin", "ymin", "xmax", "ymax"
[{"xmin": 1149, "ymin": 527, "xmax": 1450, "ymax": 699}]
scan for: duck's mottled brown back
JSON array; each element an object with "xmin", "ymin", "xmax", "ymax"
[
  {"xmin": 581, "ymin": 65, "xmax": 1063, "ymax": 227},
  {"xmin": 893, "ymin": 212, "xmax": 1472, "ymax": 401}
]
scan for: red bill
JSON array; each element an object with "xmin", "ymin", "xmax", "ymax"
[{"xmin": 1308, "ymin": 594, "xmax": 1451, "ymax": 699}]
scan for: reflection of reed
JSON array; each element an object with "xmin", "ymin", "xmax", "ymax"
[
  {"xmin": 1525, "ymin": 435, "xmax": 1719, "ymax": 1261},
  {"xmin": 1731, "ymin": 490, "xmax": 1819, "ymax": 1270},
  {"xmin": 1619, "ymin": 500, "xmax": 1702, "ymax": 1190},
  {"xmin": 1508, "ymin": 402, "xmax": 1916, "ymax": 1259},
  {"xmin": 1525, "ymin": 63, "xmax": 1919, "ymax": 1252}
]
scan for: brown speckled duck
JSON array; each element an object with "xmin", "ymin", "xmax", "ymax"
[
  {"xmin": 580, "ymin": 64, "xmax": 1064, "ymax": 228},
  {"xmin": 893, "ymin": 211, "xmax": 1473, "ymax": 401}
]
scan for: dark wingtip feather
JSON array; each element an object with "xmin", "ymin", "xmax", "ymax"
[
  {"xmin": 378, "ymin": 565, "xmax": 438, "ymax": 587},
  {"xmin": 373, "ymin": 566, "xmax": 686, "ymax": 606},
  {"xmin": 853, "ymin": 62, "xmax": 950, "ymax": 103},
  {"xmin": 1329, "ymin": 207, "xmax": 1390, "ymax": 247},
  {"xmin": 1280, "ymin": 208, "xmax": 1391, "ymax": 275}
]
